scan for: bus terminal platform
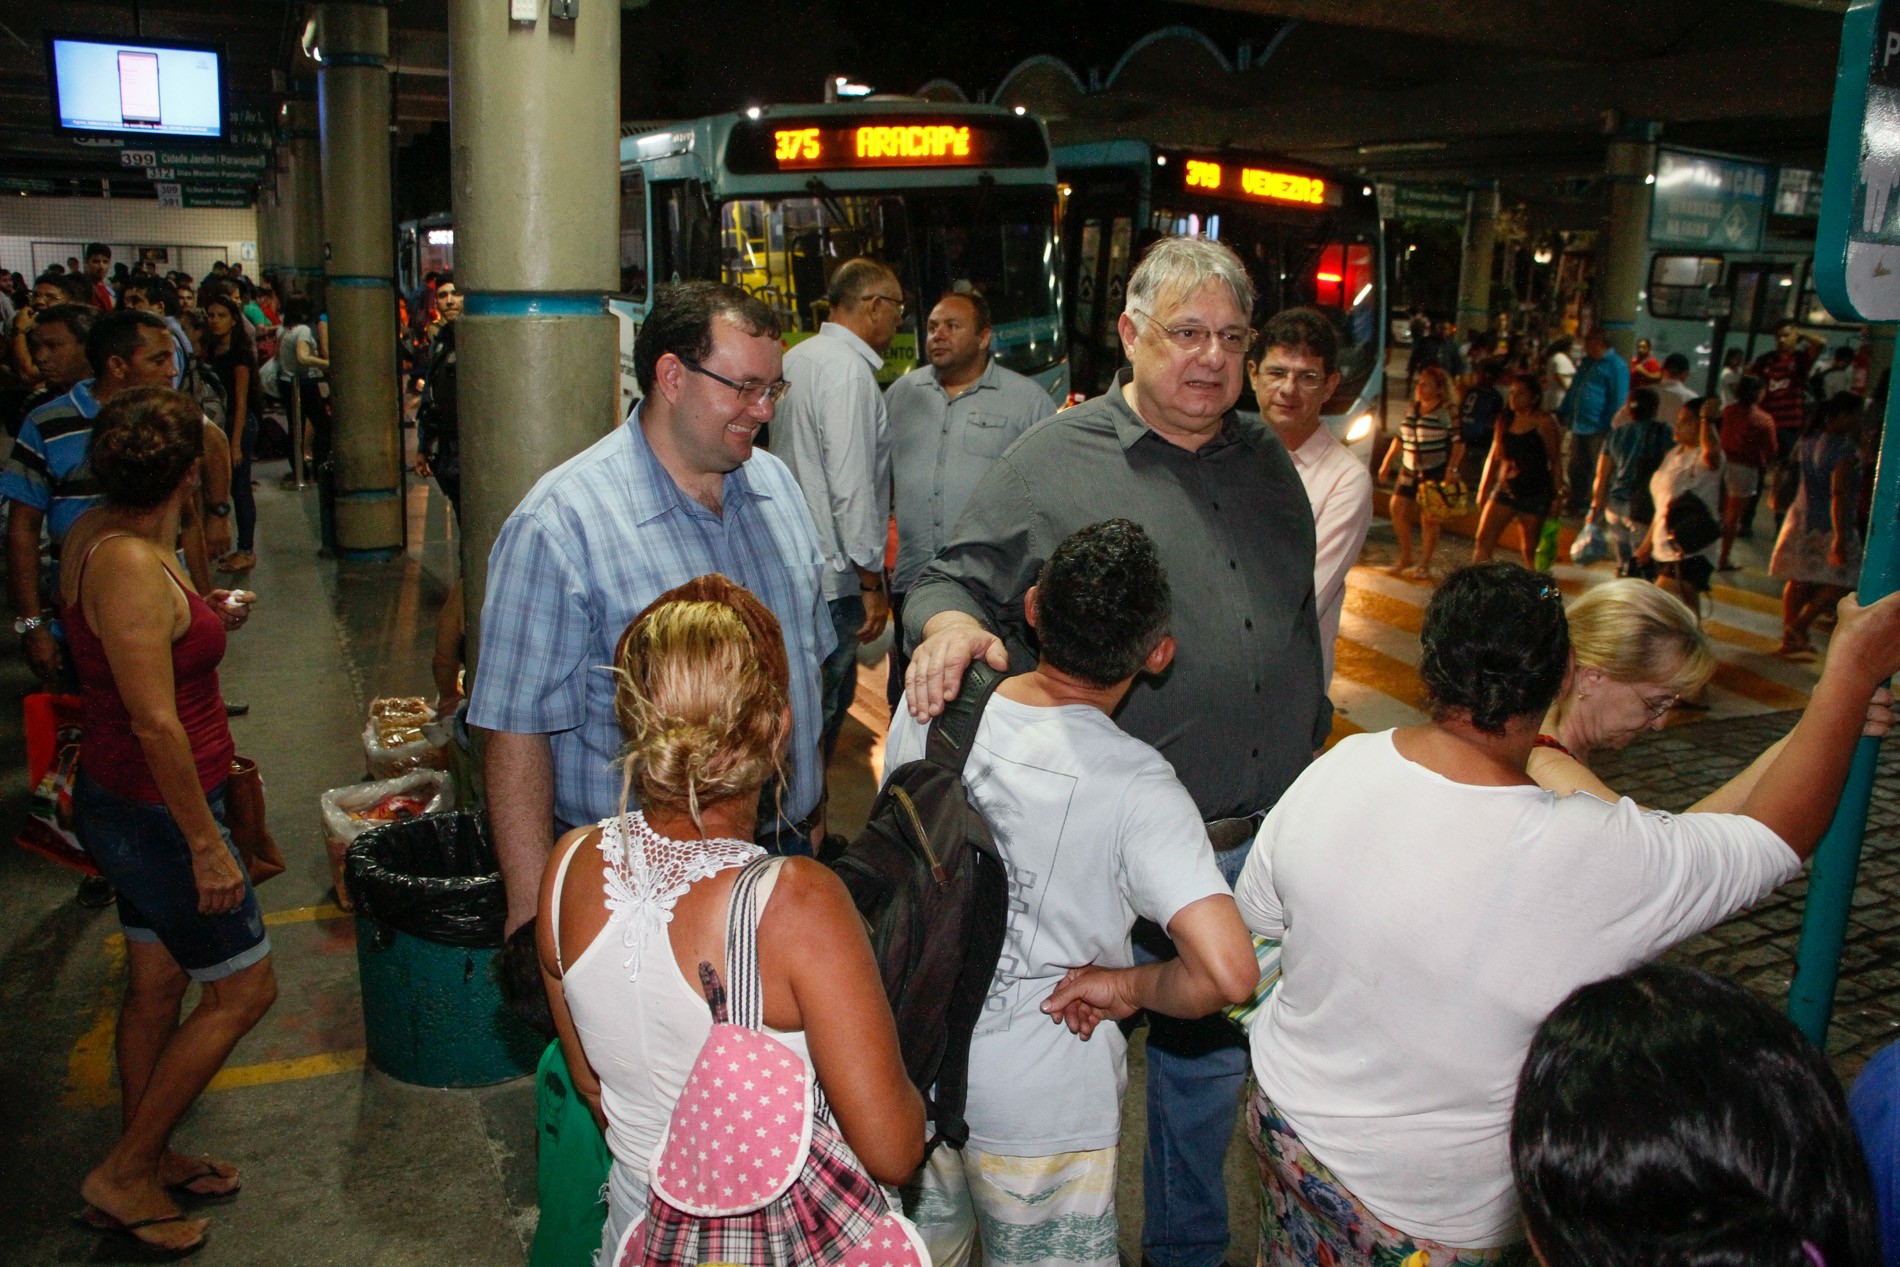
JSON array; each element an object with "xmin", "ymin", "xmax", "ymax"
[{"xmin": 1, "ymin": 460, "xmax": 1895, "ymax": 1267}]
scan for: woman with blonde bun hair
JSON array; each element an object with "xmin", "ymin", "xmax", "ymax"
[
  {"xmin": 535, "ymin": 574, "xmax": 922, "ymax": 1264},
  {"xmin": 1529, "ymin": 578, "xmax": 1893, "ymax": 810}
]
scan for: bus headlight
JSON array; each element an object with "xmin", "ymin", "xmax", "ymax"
[{"xmin": 1345, "ymin": 413, "xmax": 1374, "ymax": 443}]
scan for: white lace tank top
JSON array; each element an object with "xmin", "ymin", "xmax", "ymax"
[{"xmin": 554, "ymin": 813, "xmax": 815, "ymax": 1191}]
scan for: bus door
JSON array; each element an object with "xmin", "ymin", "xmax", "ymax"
[
  {"xmin": 1061, "ymin": 171, "xmax": 1139, "ymax": 398},
  {"xmin": 1726, "ymin": 260, "xmax": 1800, "ymax": 364}
]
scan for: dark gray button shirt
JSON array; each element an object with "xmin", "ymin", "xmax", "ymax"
[
  {"xmin": 886, "ymin": 356, "xmax": 1054, "ymax": 594},
  {"xmin": 904, "ymin": 370, "xmax": 1330, "ymax": 821}
]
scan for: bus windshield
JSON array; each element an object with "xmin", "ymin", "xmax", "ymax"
[
  {"xmin": 1151, "ymin": 200, "xmax": 1381, "ymax": 406},
  {"xmin": 717, "ymin": 186, "xmax": 1060, "ymax": 378}
]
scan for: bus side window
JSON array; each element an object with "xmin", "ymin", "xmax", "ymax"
[
  {"xmin": 1647, "ymin": 253, "xmax": 1722, "ymax": 320},
  {"xmin": 651, "ymin": 179, "xmax": 719, "ymax": 286},
  {"xmin": 620, "ymin": 167, "xmax": 649, "ymax": 300}
]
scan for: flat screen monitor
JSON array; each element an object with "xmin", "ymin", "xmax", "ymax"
[{"xmin": 46, "ymin": 35, "xmax": 224, "ymax": 140}]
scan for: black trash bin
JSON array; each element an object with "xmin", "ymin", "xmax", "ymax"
[{"xmin": 346, "ymin": 810, "xmax": 539, "ymax": 1086}]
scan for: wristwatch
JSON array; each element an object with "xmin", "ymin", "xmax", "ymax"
[
  {"xmin": 206, "ymin": 500, "xmax": 233, "ymax": 518},
  {"xmin": 13, "ymin": 614, "xmax": 49, "ymax": 636}
]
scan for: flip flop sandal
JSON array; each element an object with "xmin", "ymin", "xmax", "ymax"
[
  {"xmin": 73, "ymin": 1207, "xmax": 209, "ymax": 1260},
  {"xmin": 166, "ymin": 1159, "xmax": 242, "ymax": 1203}
]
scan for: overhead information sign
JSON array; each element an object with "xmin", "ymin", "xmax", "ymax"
[
  {"xmin": 1816, "ymin": 0, "xmax": 1900, "ymax": 319},
  {"xmin": 1386, "ymin": 184, "xmax": 1467, "ymax": 224},
  {"xmin": 1647, "ymin": 149, "xmax": 1769, "ymax": 252},
  {"xmin": 1174, "ymin": 156, "xmax": 1331, "ymax": 208},
  {"xmin": 722, "ymin": 114, "xmax": 1049, "ymax": 175}
]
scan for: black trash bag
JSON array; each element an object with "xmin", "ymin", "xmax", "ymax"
[{"xmin": 345, "ymin": 810, "xmax": 508, "ymax": 949}]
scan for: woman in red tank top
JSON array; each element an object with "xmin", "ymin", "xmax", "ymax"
[{"xmin": 60, "ymin": 386, "xmax": 275, "ymax": 1257}]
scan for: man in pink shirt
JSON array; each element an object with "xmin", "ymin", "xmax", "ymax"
[{"xmin": 1248, "ymin": 308, "xmax": 1373, "ymax": 686}]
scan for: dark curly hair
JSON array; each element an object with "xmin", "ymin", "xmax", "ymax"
[
  {"xmin": 1513, "ymin": 963, "xmax": 1879, "ymax": 1267},
  {"xmin": 1034, "ymin": 519, "xmax": 1171, "ymax": 688},
  {"xmin": 1418, "ymin": 563, "xmax": 1569, "ymax": 733},
  {"xmin": 1248, "ymin": 305, "xmax": 1340, "ymax": 375},
  {"xmin": 89, "ymin": 386, "xmax": 205, "ymax": 511}
]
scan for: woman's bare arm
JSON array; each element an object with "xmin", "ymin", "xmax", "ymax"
[
  {"xmin": 536, "ymin": 826, "xmax": 609, "ymax": 1130},
  {"xmin": 766, "ymin": 858, "xmax": 924, "ymax": 1185}
]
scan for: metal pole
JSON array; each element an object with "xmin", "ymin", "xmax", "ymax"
[
  {"xmin": 1787, "ymin": 383, "xmax": 1900, "ymax": 1044},
  {"xmin": 290, "ymin": 373, "xmax": 306, "ymax": 489}
]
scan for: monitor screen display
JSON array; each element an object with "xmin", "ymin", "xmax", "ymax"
[{"xmin": 47, "ymin": 36, "xmax": 224, "ymax": 139}]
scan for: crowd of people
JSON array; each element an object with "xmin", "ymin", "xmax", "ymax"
[
  {"xmin": 1400, "ymin": 303, "xmax": 1882, "ymax": 654},
  {"xmin": 9, "ymin": 227, "xmax": 1899, "ymax": 1266}
]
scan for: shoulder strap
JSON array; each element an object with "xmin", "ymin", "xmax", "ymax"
[
  {"xmin": 721, "ymin": 855, "xmax": 781, "ymax": 1031},
  {"xmin": 73, "ymin": 531, "xmax": 143, "ymax": 601},
  {"xmin": 546, "ymin": 833, "xmax": 590, "ymax": 977},
  {"xmin": 924, "ymin": 661, "xmax": 1007, "ymax": 773}
]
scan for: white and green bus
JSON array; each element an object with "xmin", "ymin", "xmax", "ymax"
[{"xmin": 613, "ymin": 102, "xmax": 1067, "ymax": 415}]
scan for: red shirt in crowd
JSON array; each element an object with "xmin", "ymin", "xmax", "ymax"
[
  {"xmin": 1719, "ymin": 402, "xmax": 1779, "ymax": 470},
  {"xmin": 1750, "ymin": 345, "xmax": 1819, "ymax": 434}
]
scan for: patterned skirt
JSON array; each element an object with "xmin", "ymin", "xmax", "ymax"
[{"xmin": 1246, "ymin": 1085, "xmax": 1531, "ymax": 1267}]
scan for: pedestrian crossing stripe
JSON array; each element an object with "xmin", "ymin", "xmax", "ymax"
[{"xmin": 1326, "ymin": 564, "xmax": 1820, "ymax": 748}]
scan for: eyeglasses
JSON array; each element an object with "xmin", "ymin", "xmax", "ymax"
[
  {"xmin": 1132, "ymin": 309, "xmax": 1249, "ymax": 355},
  {"xmin": 867, "ymin": 294, "xmax": 907, "ymax": 318},
  {"xmin": 1254, "ymin": 365, "xmax": 1329, "ymax": 392},
  {"xmin": 1624, "ymin": 679, "xmax": 1679, "ymax": 720},
  {"xmin": 679, "ymin": 356, "xmax": 791, "ymax": 407}
]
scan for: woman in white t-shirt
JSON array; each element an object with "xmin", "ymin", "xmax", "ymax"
[
  {"xmin": 1541, "ymin": 336, "xmax": 1575, "ymax": 413},
  {"xmin": 1639, "ymin": 396, "xmax": 1725, "ymax": 608},
  {"xmin": 1217, "ymin": 563, "xmax": 1900, "ymax": 1266}
]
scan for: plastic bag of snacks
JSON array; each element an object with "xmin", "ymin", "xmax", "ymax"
[
  {"xmin": 319, "ymin": 770, "xmax": 454, "ymax": 911},
  {"xmin": 362, "ymin": 696, "xmax": 449, "ymax": 780}
]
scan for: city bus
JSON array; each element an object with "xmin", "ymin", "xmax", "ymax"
[
  {"xmin": 1632, "ymin": 149, "xmax": 1870, "ymax": 395},
  {"xmin": 613, "ymin": 102, "xmax": 1067, "ymax": 416},
  {"xmin": 396, "ymin": 212, "xmax": 454, "ymax": 299},
  {"xmin": 1054, "ymin": 141, "xmax": 1385, "ymax": 453}
]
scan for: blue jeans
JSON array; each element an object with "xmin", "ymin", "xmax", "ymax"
[
  {"xmin": 73, "ymin": 769, "xmax": 270, "ymax": 982},
  {"xmin": 1138, "ymin": 836, "xmax": 1253, "ymax": 1267},
  {"xmin": 819, "ymin": 595, "xmax": 864, "ymax": 762}
]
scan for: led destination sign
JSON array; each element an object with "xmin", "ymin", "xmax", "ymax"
[
  {"xmin": 724, "ymin": 114, "xmax": 1049, "ymax": 175},
  {"xmin": 1177, "ymin": 157, "xmax": 1332, "ymax": 208}
]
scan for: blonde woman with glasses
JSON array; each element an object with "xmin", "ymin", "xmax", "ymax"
[{"xmin": 1528, "ymin": 578, "xmax": 1893, "ymax": 808}]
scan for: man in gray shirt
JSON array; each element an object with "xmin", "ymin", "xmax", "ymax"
[
  {"xmin": 902, "ymin": 236, "xmax": 1329, "ymax": 1267},
  {"xmin": 775, "ymin": 257, "xmax": 898, "ymax": 761},
  {"xmin": 884, "ymin": 289, "xmax": 1051, "ymax": 704}
]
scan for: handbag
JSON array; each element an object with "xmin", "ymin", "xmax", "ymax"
[
  {"xmin": 617, "ymin": 857, "xmax": 930, "ymax": 1267},
  {"xmin": 226, "ymin": 755, "xmax": 285, "ymax": 885},
  {"xmin": 1666, "ymin": 491, "xmax": 1722, "ymax": 556},
  {"xmin": 15, "ymin": 692, "xmax": 97, "ymax": 875}
]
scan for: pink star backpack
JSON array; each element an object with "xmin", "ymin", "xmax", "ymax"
[{"xmin": 614, "ymin": 857, "xmax": 930, "ymax": 1267}]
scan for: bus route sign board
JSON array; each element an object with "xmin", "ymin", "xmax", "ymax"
[
  {"xmin": 1816, "ymin": 0, "xmax": 1900, "ymax": 319},
  {"xmin": 1646, "ymin": 149, "xmax": 1769, "ymax": 252},
  {"xmin": 1388, "ymin": 185, "xmax": 1466, "ymax": 225}
]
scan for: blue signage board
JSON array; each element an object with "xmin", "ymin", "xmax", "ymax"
[{"xmin": 1647, "ymin": 148, "xmax": 1769, "ymax": 251}]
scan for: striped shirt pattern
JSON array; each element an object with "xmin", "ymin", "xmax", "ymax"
[
  {"xmin": 0, "ymin": 379, "xmax": 104, "ymax": 545},
  {"xmin": 467, "ymin": 409, "xmax": 836, "ymax": 830},
  {"xmin": 1397, "ymin": 406, "xmax": 1454, "ymax": 472}
]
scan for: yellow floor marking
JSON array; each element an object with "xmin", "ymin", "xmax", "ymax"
[
  {"xmin": 1342, "ymin": 586, "xmax": 1425, "ymax": 635},
  {"xmin": 1711, "ymin": 583, "xmax": 1783, "ymax": 616},
  {"xmin": 62, "ymin": 937, "xmax": 124, "ymax": 1109},
  {"xmin": 261, "ymin": 902, "xmax": 351, "ymax": 927},
  {"xmin": 1703, "ymin": 619, "xmax": 1786, "ymax": 655},
  {"xmin": 1333, "ymin": 636, "xmax": 1424, "ymax": 707},
  {"xmin": 1708, "ymin": 661, "xmax": 1813, "ymax": 711},
  {"xmin": 206, "ymin": 1047, "xmax": 365, "ymax": 1093},
  {"xmin": 1324, "ymin": 712, "xmax": 1365, "ymax": 750}
]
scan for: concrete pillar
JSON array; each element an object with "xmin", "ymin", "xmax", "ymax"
[
  {"xmin": 448, "ymin": 0, "xmax": 621, "ymax": 662},
  {"xmin": 1598, "ymin": 133, "xmax": 1658, "ymax": 358},
  {"xmin": 1456, "ymin": 182, "xmax": 1499, "ymax": 341},
  {"xmin": 316, "ymin": 3, "xmax": 403, "ymax": 560},
  {"xmin": 274, "ymin": 97, "xmax": 327, "ymax": 305}
]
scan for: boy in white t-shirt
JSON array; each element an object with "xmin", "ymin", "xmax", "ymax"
[{"xmin": 887, "ymin": 518, "xmax": 1258, "ymax": 1267}]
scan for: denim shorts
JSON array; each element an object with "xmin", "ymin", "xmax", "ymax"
[{"xmin": 74, "ymin": 769, "xmax": 270, "ymax": 982}]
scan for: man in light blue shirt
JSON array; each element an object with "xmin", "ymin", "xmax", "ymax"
[
  {"xmin": 1558, "ymin": 328, "xmax": 1630, "ymax": 514},
  {"xmin": 773, "ymin": 258, "xmax": 899, "ymax": 761},
  {"xmin": 885, "ymin": 290, "xmax": 1052, "ymax": 703},
  {"xmin": 469, "ymin": 281, "xmax": 834, "ymax": 934}
]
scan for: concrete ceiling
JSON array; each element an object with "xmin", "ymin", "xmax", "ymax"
[{"xmin": 0, "ymin": 0, "xmax": 1849, "ymax": 216}]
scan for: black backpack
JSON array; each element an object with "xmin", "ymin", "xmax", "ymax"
[
  {"xmin": 829, "ymin": 663, "xmax": 1010, "ymax": 1153},
  {"xmin": 1666, "ymin": 489, "xmax": 1722, "ymax": 555}
]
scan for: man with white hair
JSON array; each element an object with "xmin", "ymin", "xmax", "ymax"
[{"xmin": 900, "ymin": 236, "xmax": 1330, "ymax": 1267}]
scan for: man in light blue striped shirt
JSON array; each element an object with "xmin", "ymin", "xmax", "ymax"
[{"xmin": 469, "ymin": 282, "xmax": 834, "ymax": 934}]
